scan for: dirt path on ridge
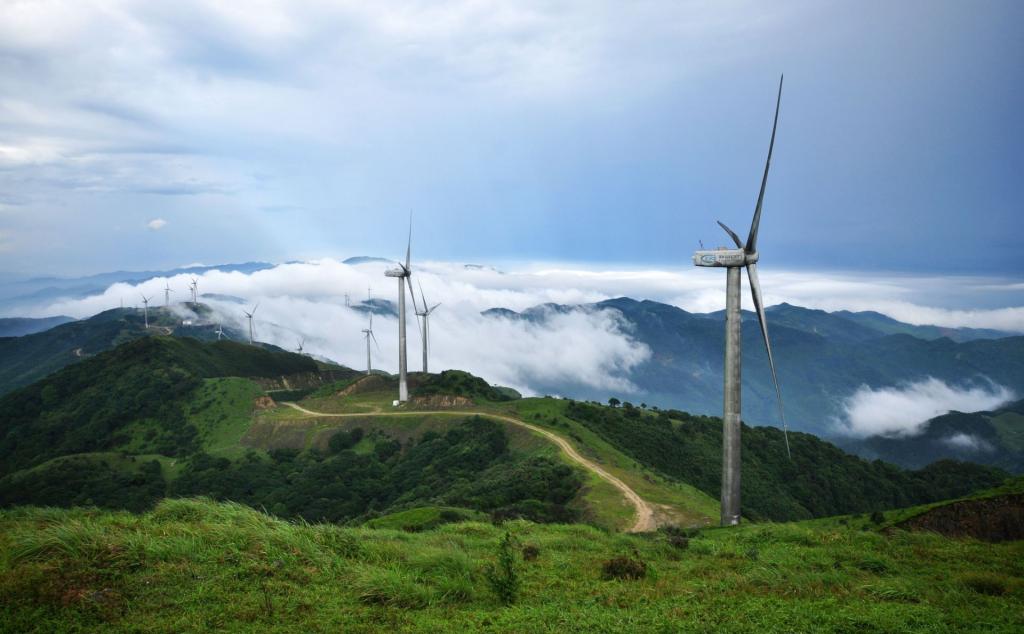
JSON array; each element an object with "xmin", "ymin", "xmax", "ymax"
[{"xmin": 279, "ymin": 402, "xmax": 656, "ymax": 532}]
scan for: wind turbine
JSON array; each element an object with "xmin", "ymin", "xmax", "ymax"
[
  {"xmin": 692, "ymin": 75, "xmax": 791, "ymax": 527},
  {"xmin": 189, "ymin": 277, "xmax": 199, "ymax": 304},
  {"xmin": 243, "ymin": 304, "xmax": 259, "ymax": 345},
  {"xmin": 384, "ymin": 216, "xmax": 417, "ymax": 402},
  {"xmin": 215, "ymin": 324, "xmax": 225, "ymax": 341},
  {"xmin": 296, "ymin": 337, "xmax": 305, "ymax": 354},
  {"xmin": 362, "ymin": 312, "xmax": 380, "ymax": 375},
  {"xmin": 140, "ymin": 294, "xmax": 152, "ymax": 328},
  {"xmin": 164, "ymin": 282, "xmax": 173, "ymax": 307},
  {"xmin": 414, "ymin": 280, "xmax": 441, "ymax": 373}
]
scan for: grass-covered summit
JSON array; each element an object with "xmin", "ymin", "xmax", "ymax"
[{"xmin": 1, "ymin": 496, "xmax": 1021, "ymax": 633}]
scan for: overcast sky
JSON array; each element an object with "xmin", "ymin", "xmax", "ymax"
[{"xmin": 1, "ymin": 1, "xmax": 1022, "ymax": 282}]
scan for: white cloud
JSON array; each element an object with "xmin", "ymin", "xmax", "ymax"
[
  {"xmin": 941, "ymin": 433, "xmax": 994, "ymax": 453},
  {"xmin": 11, "ymin": 259, "xmax": 1024, "ymax": 397},
  {"xmin": 147, "ymin": 218, "xmax": 168, "ymax": 230},
  {"xmin": 833, "ymin": 377, "xmax": 1014, "ymax": 438}
]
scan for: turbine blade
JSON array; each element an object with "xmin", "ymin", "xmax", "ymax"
[
  {"xmin": 717, "ymin": 221, "xmax": 743, "ymax": 249},
  {"xmin": 405, "ymin": 212, "xmax": 412, "ymax": 271},
  {"xmin": 252, "ymin": 303, "xmax": 259, "ymax": 314},
  {"xmin": 746, "ymin": 74, "xmax": 783, "ymax": 253},
  {"xmin": 746, "ymin": 262, "xmax": 791, "ymax": 459},
  {"xmin": 371, "ymin": 331, "xmax": 380, "ymax": 351},
  {"xmin": 418, "ymin": 279, "xmax": 428, "ymax": 310},
  {"xmin": 407, "ymin": 275, "xmax": 421, "ymax": 315},
  {"xmin": 430, "ymin": 302, "xmax": 441, "ymax": 313}
]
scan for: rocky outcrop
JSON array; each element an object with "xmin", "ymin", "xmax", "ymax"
[
  {"xmin": 253, "ymin": 395, "xmax": 277, "ymax": 410},
  {"xmin": 409, "ymin": 394, "xmax": 474, "ymax": 408},
  {"xmin": 896, "ymin": 493, "xmax": 1024, "ymax": 542}
]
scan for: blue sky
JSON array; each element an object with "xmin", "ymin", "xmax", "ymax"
[{"xmin": 1, "ymin": 0, "xmax": 1022, "ymax": 278}]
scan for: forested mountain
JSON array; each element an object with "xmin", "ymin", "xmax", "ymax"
[
  {"xmin": 0, "ymin": 305, "xmax": 249, "ymax": 395},
  {"xmin": 484, "ymin": 298, "xmax": 1024, "ymax": 435},
  {"xmin": 835, "ymin": 399, "xmax": 1024, "ymax": 473},
  {"xmin": 0, "ymin": 316, "xmax": 75, "ymax": 337},
  {"xmin": 554, "ymin": 400, "xmax": 1007, "ymax": 522},
  {"xmin": 0, "ymin": 334, "xmax": 1011, "ymax": 526}
]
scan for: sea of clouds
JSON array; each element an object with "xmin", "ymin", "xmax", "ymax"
[{"xmin": 17, "ymin": 258, "xmax": 1024, "ymax": 414}]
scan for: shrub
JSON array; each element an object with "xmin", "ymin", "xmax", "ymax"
[
  {"xmin": 484, "ymin": 531, "xmax": 520, "ymax": 606},
  {"xmin": 601, "ymin": 554, "xmax": 646, "ymax": 580},
  {"xmin": 856, "ymin": 557, "xmax": 889, "ymax": 574},
  {"xmin": 522, "ymin": 544, "xmax": 540, "ymax": 561},
  {"xmin": 870, "ymin": 510, "xmax": 886, "ymax": 524},
  {"xmin": 962, "ymin": 573, "xmax": 1006, "ymax": 596}
]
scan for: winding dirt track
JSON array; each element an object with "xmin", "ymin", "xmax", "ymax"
[{"xmin": 280, "ymin": 402, "xmax": 655, "ymax": 532}]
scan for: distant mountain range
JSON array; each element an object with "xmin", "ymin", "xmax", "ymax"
[
  {"xmin": 0, "ymin": 316, "xmax": 76, "ymax": 337},
  {"xmin": 481, "ymin": 298, "xmax": 1024, "ymax": 436}
]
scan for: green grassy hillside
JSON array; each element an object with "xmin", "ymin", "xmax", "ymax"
[
  {"xmin": 541, "ymin": 400, "xmax": 1009, "ymax": 521},
  {"xmin": 1, "ymin": 497, "xmax": 1021, "ymax": 633},
  {"xmin": 1, "ymin": 336, "xmax": 1012, "ymax": 533}
]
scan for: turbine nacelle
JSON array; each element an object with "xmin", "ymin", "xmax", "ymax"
[
  {"xmin": 692, "ymin": 249, "xmax": 759, "ymax": 268},
  {"xmin": 384, "ymin": 267, "xmax": 409, "ymax": 278}
]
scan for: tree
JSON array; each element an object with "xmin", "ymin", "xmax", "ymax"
[{"xmin": 608, "ymin": 397, "xmax": 620, "ymax": 408}]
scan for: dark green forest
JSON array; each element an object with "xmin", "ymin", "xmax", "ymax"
[
  {"xmin": 0, "ymin": 417, "xmax": 581, "ymax": 525},
  {"xmin": 562, "ymin": 401, "xmax": 1009, "ymax": 521}
]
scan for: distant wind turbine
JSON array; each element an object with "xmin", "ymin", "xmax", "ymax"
[
  {"xmin": 362, "ymin": 312, "xmax": 380, "ymax": 375},
  {"xmin": 215, "ymin": 323, "xmax": 225, "ymax": 341},
  {"xmin": 414, "ymin": 280, "xmax": 441, "ymax": 373},
  {"xmin": 140, "ymin": 294, "xmax": 152, "ymax": 329},
  {"xmin": 692, "ymin": 75, "xmax": 790, "ymax": 527},
  {"xmin": 384, "ymin": 216, "xmax": 417, "ymax": 402},
  {"xmin": 243, "ymin": 304, "xmax": 259, "ymax": 345},
  {"xmin": 164, "ymin": 282, "xmax": 173, "ymax": 307},
  {"xmin": 189, "ymin": 277, "xmax": 199, "ymax": 304},
  {"xmin": 296, "ymin": 337, "xmax": 305, "ymax": 354}
]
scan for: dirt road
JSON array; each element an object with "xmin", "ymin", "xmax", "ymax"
[{"xmin": 279, "ymin": 402, "xmax": 656, "ymax": 532}]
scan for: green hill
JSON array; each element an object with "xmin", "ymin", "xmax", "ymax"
[
  {"xmin": 0, "ymin": 306, "xmax": 250, "ymax": 396},
  {"xmin": 0, "ymin": 335, "xmax": 328, "ymax": 472},
  {"xmin": 0, "ymin": 335, "xmax": 1012, "ymax": 530},
  {"xmin": 0, "ymin": 496, "xmax": 1021, "ymax": 632},
  {"xmin": 507, "ymin": 399, "xmax": 1008, "ymax": 522},
  {"xmin": 836, "ymin": 400, "xmax": 1024, "ymax": 473}
]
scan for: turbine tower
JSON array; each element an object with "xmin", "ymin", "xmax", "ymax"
[
  {"xmin": 384, "ymin": 217, "xmax": 416, "ymax": 402},
  {"xmin": 692, "ymin": 75, "xmax": 790, "ymax": 527},
  {"xmin": 243, "ymin": 304, "xmax": 259, "ymax": 345},
  {"xmin": 414, "ymin": 280, "xmax": 441, "ymax": 373},
  {"xmin": 164, "ymin": 282, "xmax": 173, "ymax": 307},
  {"xmin": 140, "ymin": 295, "xmax": 152, "ymax": 328},
  {"xmin": 189, "ymin": 277, "xmax": 199, "ymax": 305},
  {"xmin": 362, "ymin": 312, "xmax": 380, "ymax": 375}
]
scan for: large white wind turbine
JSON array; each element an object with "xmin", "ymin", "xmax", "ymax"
[
  {"xmin": 362, "ymin": 312, "xmax": 380, "ymax": 375},
  {"xmin": 692, "ymin": 75, "xmax": 791, "ymax": 527},
  {"xmin": 384, "ymin": 217, "xmax": 416, "ymax": 402},
  {"xmin": 189, "ymin": 277, "xmax": 199, "ymax": 305},
  {"xmin": 215, "ymin": 324, "xmax": 225, "ymax": 341},
  {"xmin": 243, "ymin": 304, "xmax": 259, "ymax": 345},
  {"xmin": 140, "ymin": 295, "xmax": 152, "ymax": 328},
  {"xmin": 414, "ymin": 280, "xmax": 441, "ymax": 373},
  {"xmin": 164, "ymin": 282, "xmax": 173, "ymax": 307}
]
